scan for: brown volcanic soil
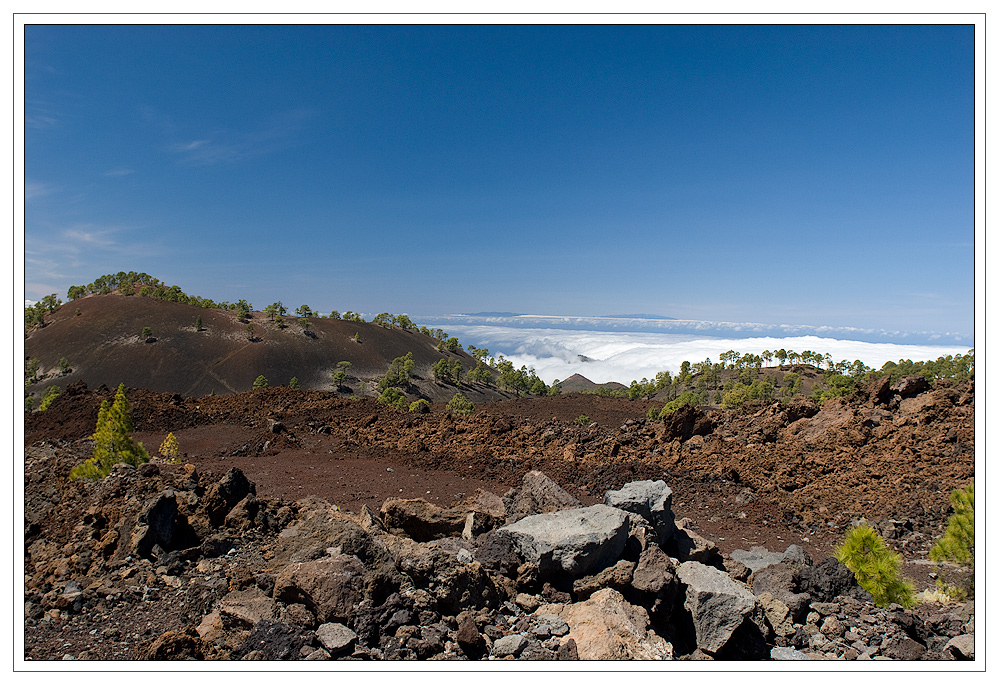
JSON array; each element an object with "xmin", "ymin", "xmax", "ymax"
[
  {"xmin": 26, "ymin": 376, "xmax": 975, "ymax": 591},
  {"xmin": 24, "ymin": 294, "xmax": 511, "ymax": 403}
]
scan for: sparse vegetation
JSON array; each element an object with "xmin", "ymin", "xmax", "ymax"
[
  {"xmin": 835, "ymin": 523, "xmax": 915, "ymax": 608},
  {"xmin": 332, "ymin": 361, "xmax": 352, "ymax": 390},
  {"xmin": 58, "ymin": 356, "xmax": 71, "ymax": 374},
  {"xmin": 289, "ymin": 377, "xmax": 300, "ymax": 389},
  {"xmin": 573, "ymin": 414, "xmax": 592, "ymax": 426},
  {"xmin": 235, "ymin": 300, "xmax": 253, "ymax": 322},
  {"xmin": 141, "ymin": 326, "xmax": 152, "ymax": 340},
  {"xmin": 466, "ymin": 360, "xmax": 494, "ymax": 385},
  {"xmin": 265, "ymin": 302, "xmax": 287, "ymax": 321},
  {"xmin": 38, "ymin": 385, "xmax": 60, "ymax": 411},
  {"xmin": 158, "ymin": 432, "xmax": 181, "ymax": 462},
  {"xmin": 432, "ymin": 358, "xmax": 464, "ymax": 385},
  {"xmin": 25, "ymin": 357, "xmax": 40, "ymax": 386},
  {"xmin": 252, "ymin": 375, "xmax": 269, "ymax": 389},
  {"xmin": 409, "ymin": 399, "xmax": 430, "ymax": 413},
  {"xmin": 379, "ymin": 352, "xmax": 415, "ymax": 391},
  {"xmin": 377, "ymin": 386, "xmax": 408, "ymax": 410},
  {"xmin": 929, "ymin": 480, "xmax": 974, "ymax": 599},
  {"xmin": 652, "ymin": 390, "xmax": 703, "ymax": 419},
  {"xmin": 446, "ymin": 392, "xmax": 474, "ymax": 417},
  {"xmin": 70, "ymin": 384, "xmax": 149, "ymax": 480},
  {"xmin": 24, "ymin": 294, "xmax": 62, "ymax": 330},
  {"xmin": 195, "ymin": 314, "xmax": 203, "ymax": 331},
  {"xmin": 495, "ymin": 357, "xmax": 548, "ymax": 397}
]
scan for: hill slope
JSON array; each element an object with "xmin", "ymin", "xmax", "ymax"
[{"xmin": 24, "ymin": 294, "xmax": 510, "ymax": 402}]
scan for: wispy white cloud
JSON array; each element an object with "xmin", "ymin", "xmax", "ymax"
[
  {"xmin": 62, "ymin": 227, "xmax": 117, "ymax": 247},
  {"xmin": 103, "ymin": 167, "xmax": 136, "ymax": 177},
  {"xmin": 24, "ymin": 181, "xmax": 54, "ymax": 201},
  {"xmin": 25, "ymin": 112, "xmax": 59, "ymax": 129},
  {"xmin": 172, "ymin": 139, "xmax": 211, "ymax": 152},
  {"xmin": 166, "ymin": 109, "xmax": 316, "ymax": 166}
]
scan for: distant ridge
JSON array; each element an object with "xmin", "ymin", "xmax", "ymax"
[
  {"xmin": 461, "ymin": 312, "xmax": 524, "ymax": 317},
  {"xmin": 601, "ymin": 314, "xmax": 677, "ymax": 320}
]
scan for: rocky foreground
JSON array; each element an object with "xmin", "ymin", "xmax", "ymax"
[{"xmin": 24, "ymin": 444, "xmax": 974, "ymax": 662}]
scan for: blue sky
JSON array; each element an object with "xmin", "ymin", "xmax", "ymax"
[{"xmin": 23, "ymin": 22, "xmax": 975, "ymax": 338}]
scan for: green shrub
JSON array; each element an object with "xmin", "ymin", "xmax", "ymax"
[
  {"xmin": 720, "ymin": 379, "xmax": 774, "ymax": 409},
  {"xmin": 252, "ymin": 375, "xmax": 269, "ymax": 389},
  {"xmin": 835, "ymin": 523, "xmax": 915, "ymax": 608},
  {"xmin": 446, "ymin": 392, "xmax": 474, "ymax": 417},
  {"xmin": 377, "ymin": 387, "xmax": 408, "ymax": 410},
  {"xmin": 70, "ymin": 384, "xmax": 149, "ymax": 480},
  {"xmin": 38, "ymin": 385, "xmax": 60, "ymax": 411},
  {"xmin": 574, "ymin": 414, "xmax": 592, "ymax": 426},
  {"xmin": 379, "ymin": 352, "xmax": 415, "ymax": 390},
  {"xmin": 657, "ymin": 390, "xmax": 702, "ymax": 418},
  {"xmin": 159, "ymin": 432, "xmax": 181, "ymax": 462},
  {"xmin": 409, "ymin": 399, "xmax": 430, "ymax": 413},
  {"xmin": 332, "ymin": 361, "xmax": 352, "ymax": 389},
  {"xmin": 930, "ymin": 480, "xmax": 974, "ymax": 598},
  {"xmin": 289, "ymin": 377, "xmax": 300, "ymax": 389},
  {"xmin": 141, "ymin": 326, "xmax": 152, "ymax": 340}
]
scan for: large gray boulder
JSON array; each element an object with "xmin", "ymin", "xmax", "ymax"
[
  {"xmin": 677, "ymin": 560, "xmax": 766, "ymax": 656},
  {"xmin": 731, "ymin": 544, "xmax": 811, "ymax": 573},
  {"xmin": 603, "ymin": 480, "xmax": 676, "ymax": 544},
  {"xmin": 504, "ymin": 470, "xmax": 582, "ymax": 523},
  {"xmin": 501, "ymin": 505, "xmax": 630, "ymax": 578}
]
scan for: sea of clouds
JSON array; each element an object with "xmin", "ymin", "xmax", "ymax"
[{"xmin": 415, "ymin": 315, "xmax": 974, "ymax": 385}]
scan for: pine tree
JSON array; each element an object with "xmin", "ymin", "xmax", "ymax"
[
  {"xmin": 446, "ymin": 392, "xmax": 474, "ymax": 417},
  {"xmin": 38, "ymin": 385, "xmax": 60, "ymax": 411},
  {"xmin": 159, "ymin": 432, "xmax": 181, "ymax": 461},
  {"xmin": 930, "ymin": 480, "xmax": 974, "ymax": 597},
  {"xmin": 71, "ymin": 384, "xmax": 149, "ymax": 479},
  {"xmin": 930, "ymin": 480, "xmax": 974, "ymax": 566},
  {"xmin": 835, "ymin": 523, "xmax": 915, "ymax": 608}
]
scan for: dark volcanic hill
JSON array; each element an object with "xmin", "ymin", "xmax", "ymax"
[
  {"xmin": 557, "ymin": 373, "xmax": 628, "ymax": 394},
  {"xmin": 24, "ymin": 293, "xmax": 511, "ymax": 403}
]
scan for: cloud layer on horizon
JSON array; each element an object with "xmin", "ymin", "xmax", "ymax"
[
  {"xmin": 418, "ymin": 321, "xmax": 973, "ymax": 385},
  {"xmin": 419, "ymin": 314, "xmax": 972, "ymax": 346}
]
